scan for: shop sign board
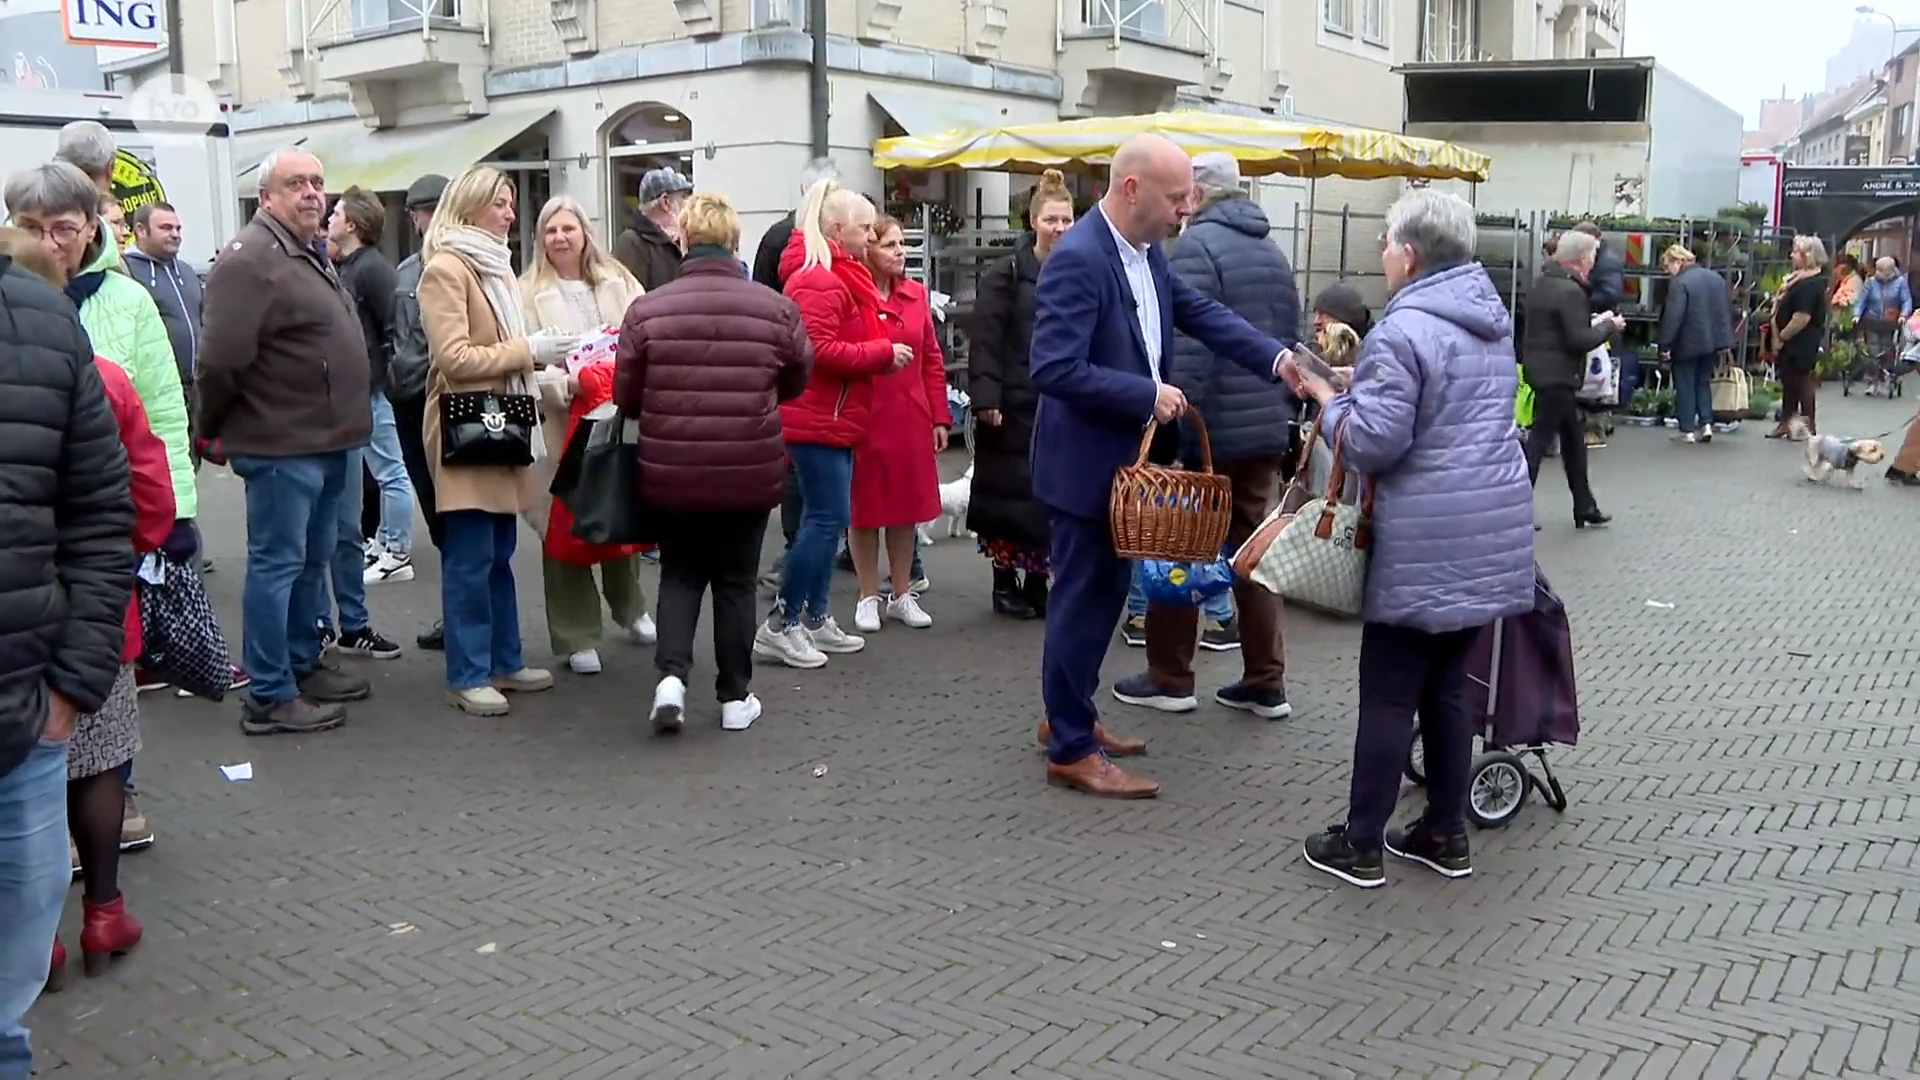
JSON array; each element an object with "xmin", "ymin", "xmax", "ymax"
[{"xmin": 62, "ymin": 0, "xmax": 162, "ymax": 49}]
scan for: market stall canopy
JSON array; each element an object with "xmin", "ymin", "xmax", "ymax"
[
  {"xmin": 233, "ymin": 108, "xmax": 554, "ymax": 193},
  {"xmin": 872, "ymin": 111, "xmax": 1492, "ymax": 183}
]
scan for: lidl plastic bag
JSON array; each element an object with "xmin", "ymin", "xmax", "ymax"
[
  {"xmin": 1515, "ymin": 364, "xmax": 1535, "ymax": 429},
  {"xmin": 1138, "ymin": 557, "xmax": 1235, "ymax": 607},
  {"xmin": 1576, "ymin": 345, "xmax": 1617, "ymax": 405}
]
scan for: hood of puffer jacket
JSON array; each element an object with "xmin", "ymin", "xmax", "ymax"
[
  {"xmin": 1387, "ymin": 262, "xmax": 1512, "ymax": 344},
  {"xmin": 81, "ymin": 232, "xmax": 127, "ymax": 276},
  {"xmin": 1186, "ymin": 192, "xmax": 1271, "ymax": 240}
]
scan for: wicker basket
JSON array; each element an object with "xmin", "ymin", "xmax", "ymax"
[{"xmin": 1109, "ymin": 415, "xmax": 1233, "ymax": 562}]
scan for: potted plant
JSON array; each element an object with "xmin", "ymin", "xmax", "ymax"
[{"xmin": 1746, "ymin": 377, "xmax": 1781, "ymax": 420}]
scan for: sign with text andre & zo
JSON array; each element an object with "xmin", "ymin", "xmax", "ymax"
[{"xmin": 62, "ymin": 0, "xmax": 163, "ymax": 49}]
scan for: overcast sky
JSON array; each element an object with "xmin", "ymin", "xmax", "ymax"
[{"xmin": 1626, "ymin": 0, "xmax": 1873, "ymax": 125}]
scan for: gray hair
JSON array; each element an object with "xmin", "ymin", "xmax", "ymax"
[
  {"xmin": 255, "ymin": 146, "xmax": 310, "ymax": 194},
  {"xmin": 1383, "ymin": 189, "xmax": 1476, "ymax": 269},
  {"xmin": 3, "ymin": 161, "xmax": 103, "ymax": 220},
  {"xmin": 1792, "ymin": 235, "xmax": 1828, "ymax": 268},
  {"xmin": 1551, "ymin": 230, "xmax": 1599, "ymax": 266},
  {"xmin": 799, "ymin": 156, "xmax": 839, "ymax": 194},
  {"xmin": 1875, "ymin": 255, "xmax": 1896, "ymax": 272},
  {"xmin": 1192, "ymin": 153, "xmax": 1241, "ymax": 198},
  {"xmin": 54, "ymin": 121, "xmax": 116, "ymax": 180}
]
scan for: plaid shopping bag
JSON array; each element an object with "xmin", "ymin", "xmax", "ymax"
[{"xmin": 138, "ymin": 554, "xmax": 231, "ymax": 700}]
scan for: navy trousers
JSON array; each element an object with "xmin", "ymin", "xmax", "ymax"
[{"xmin": 1041, "ymin": 507, "xmax": 1133, "ymax": 765}]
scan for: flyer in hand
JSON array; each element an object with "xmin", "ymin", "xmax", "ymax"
[{"xmin": 564, "ymin": 326, "xmax": 621, "ymax": 373}]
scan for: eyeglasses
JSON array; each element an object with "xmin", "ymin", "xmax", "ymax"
[{"xmin": 16, "ymin": 221, "xmax": 85, "ymax": 243}]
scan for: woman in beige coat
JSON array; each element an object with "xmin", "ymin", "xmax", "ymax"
[
  {"xmin": 520, "ymin": 195, "xmax": 654, "ymax": 676},
  {"xmin": 418, "ymin": 166, "xmax": 580, "ymax": 715}
]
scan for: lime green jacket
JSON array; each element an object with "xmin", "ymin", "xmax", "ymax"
[{"xmin": 77, "ymin": 240, "xmax": 196, "ymax": 518}]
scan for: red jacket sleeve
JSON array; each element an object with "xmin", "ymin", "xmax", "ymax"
[
  {"xmin": 786, "ymin": 270, "xmax": 894, "ymax": 379},
  {"xmin": 919, "ymin": 301, "xmax": 952, "ymax": 427},
  {"xmin": 572, "ymin": 362, "xmax": 618, "ymax": 420},
  {"xmin": 96, "ymin": 358, "xmax": 176, "ymax": 552}
]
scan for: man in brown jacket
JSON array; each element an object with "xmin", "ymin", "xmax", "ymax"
[
  {"xmin": 196, "ymin": 147, "xmax": 375, "ymax": 737},
  {"xmin": 613, "ymin": 166, "xmax": 691, "ymax": 292}
]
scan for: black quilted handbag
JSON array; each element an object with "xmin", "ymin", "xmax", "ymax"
[
  {"xmin": 138, "ymin": 555, "xmax": 232, "ymax": 700},
  {"xmin": 440, "ymin": 390, "xmax": 537, "ymax": 468}
]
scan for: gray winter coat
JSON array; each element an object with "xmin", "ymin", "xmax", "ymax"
[
  {"xmin": 1164, "ymin": 194, "xmax": 1300, "ymax": 463},
  {"xmin": 122, "ymin": 248, "xmax": 202, "ymax": 385},
  {"xmin": 1657, "ymin": 264, "xmax": 1735, "ymax": 360}
]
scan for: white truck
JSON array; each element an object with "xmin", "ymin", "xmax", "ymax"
[
  {"xmin": 0, "ymin": 86, "xmax": 238, "ymax": 269},
  {"xmin": 1400, "ymin": 57, "xmax": 1744, "ymax": 221}
]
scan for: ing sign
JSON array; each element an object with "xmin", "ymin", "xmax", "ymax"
[{"xmin": 63, "ymin": 0, "xmax": 164, "ymax": 49}]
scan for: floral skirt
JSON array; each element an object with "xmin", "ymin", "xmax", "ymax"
[
  {"xmin": 978, "ymin": 536, "xmax": 1049, "ymax": 576},
  {"xmin": 68, "ymin": 663, "xmax": 140, "ymax": 780}
]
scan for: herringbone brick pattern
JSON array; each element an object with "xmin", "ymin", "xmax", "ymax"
[{"xmin": 28, "ymin": 395, "xmax": 1920, "ymax": 1079}]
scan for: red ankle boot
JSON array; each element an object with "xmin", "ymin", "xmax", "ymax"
[
  {"xmin": 80, "ymin": 894, "xmax": 141, "ymax": 976},
  {"xmin": 46, "ymin": 938, "xmax": 67, "ymax": 993}
]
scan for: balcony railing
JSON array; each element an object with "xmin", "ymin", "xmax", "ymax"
[
  {"xmin": 1065, "ymin": 0, "xmax": 1220, "ymax": 61},
  {"xmin": 1594, "ymin": 0, "xmax": 1621, "ymax": 30},
  {"xmin": 294, "ymin": 0, "xmax": 482, "ymax": 52}
]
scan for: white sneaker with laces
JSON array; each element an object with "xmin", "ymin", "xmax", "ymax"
[
  {"xmin": 806, "ymin": 616, "xmax": 866, "ymax": 654},
  {"xmin": 362, "ymin": 537, "xmax": 382, "ymax": 567},
  {"xmin": 854, "ymin": 595, "xmax": 882, "ymax": 633},
  {"xmin": 569, "ymin": 650, "xmax": 602, "ymax": 674},
  {"xmin": 632, "ymin": 613, "xmax": 657, "ymax": 644},
  {"xmin": 364, "ymin": 548, "xmax": 415, "ymax": 585},
  {"xmin": 754, "ymin": 621, "xmax": 827, "ymax": 669},
  {"xmin": 721, "ymin": 694, "xmax": 762, "ymax": 732},
  {"xmin": 651, "ymin": 676, "xmax": 686, "ymax": 732},
  {"xmin": 885, "ymin": 592, "xmax": 933, "ymax": 628}
]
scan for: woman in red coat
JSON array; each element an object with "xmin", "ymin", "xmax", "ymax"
[
  {"xmin": 757, "ymin": 178, "xmax": 910, "ymax": 670},
  {"xmin": 849, "ymin": 215, "xmax": 950, "ymax": 634}
]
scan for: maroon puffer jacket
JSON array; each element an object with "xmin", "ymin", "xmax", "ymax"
[{"xmin": 613, "ymin": 255, "xmax": 815, "ymax": 512}]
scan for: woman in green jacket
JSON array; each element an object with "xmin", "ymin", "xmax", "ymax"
[{"xmin": 4, "ymin": 163, "xmax": 197, "ymax": 521}]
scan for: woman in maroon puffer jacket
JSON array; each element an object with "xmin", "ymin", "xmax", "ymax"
[
  {"xmin": 614, "ymin": 193, "xmax": 813, "ymax": 733},
  {"xmin": 756, "ymin": 178, "xmax": 911, "ymax": 671}
]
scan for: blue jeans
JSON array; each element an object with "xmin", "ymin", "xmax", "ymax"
[
  {"xmin": 230, "ymin": 452, "xmax": 349, "ymax": 704},
  {"xmin": 1672, "ymin": 353, "xmax": 1715, "ymax": 435},
  {"xmin": 0, "ymin": 739, "xmax": 70, "ymax": 1080},
  {"xmin": 778, "ymin": 444, "xmax": 853, "ymax": 627},
  {"xmin": 366, "ymin": 394, "xmax": 414, "ymax": 554},
  {"xmin": 1127, "ymin": 564, "xmax": 1234, "ymax": 622},
  {"xmin": 321, "ymin": 449, "xmax": 370, "ymax": 635},
  {"xmin": 440, "ymin": 510, "xmax": 524, "ymax": 691}
]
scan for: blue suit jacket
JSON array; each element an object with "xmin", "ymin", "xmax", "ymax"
[{"xmin": 1028, "ymin": 208, "xmax": 1293, "ymax": 521}]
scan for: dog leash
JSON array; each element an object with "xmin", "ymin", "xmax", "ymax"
[{"xmin": 1859, "ymin": 405, "xmax": 1920, "ymax": 443}]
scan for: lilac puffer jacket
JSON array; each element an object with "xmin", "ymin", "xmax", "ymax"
[{"xmin": 1317, "ymin": 263, "xmax": 1534, "ymax": 633}]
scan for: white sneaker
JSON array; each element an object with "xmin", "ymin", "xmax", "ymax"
[
  {"xmin": 568, "ymin": 650, "xmax": 602, "ymax": 675},
  {"xmin": 632, "ymin": 613, "xmax": 657, "ymax": 645},
  {"xmin": 885, "ymin": 592, "xmax": 933, "ymax": 628},
  {"xmin": 910, "ymin": 575, "xmax": 931, "ymax": 593},
  {"xmin": 721, "ymin": 694, "xmax": 762, "ymax": 732},
  {"xmin": 754, "ymin": 621, "xmax": 827, "ymax": 669},
  {"xmin": 364, "ymin": 549, "xmax": 415, "ymax": 585},
  {"xmin": 362, "ymin": 537, "xmax": 382, "ymax": 567},
  {"xmin": 650, "ymin": 676, "xmax": 686, "ymax": 732},
  {"xmin": 854, "ymin": 595, "xmax": 883, "ymax": 633},
  {"xmin": 806, "ymin": 615, "xmax": 866, "ymax": 654}
]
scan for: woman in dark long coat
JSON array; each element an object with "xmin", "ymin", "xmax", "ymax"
[{"xmin": 966, "ymin": 170, "xmax": 1076, "ymax": 619}]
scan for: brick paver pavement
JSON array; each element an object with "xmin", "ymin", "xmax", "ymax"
[{"xmin": 26, "ymin": 393, "xmax": 1920, "ymax": 1079}]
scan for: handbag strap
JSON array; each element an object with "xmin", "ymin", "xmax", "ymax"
[{"xmin": 1314, "ymin": 414, "xmax": 1376, "ymax": 541}]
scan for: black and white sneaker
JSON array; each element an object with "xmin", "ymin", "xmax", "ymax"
[
  {"xmin": 363, "ymin": 548, "xmax": 416, "ymax": 585},
  {"xmin": 1384, "ymin": 819, "xmax": 1473, "ymax": 879},
  {"xmin": 1302, "ymin": 825, "xmax": 1385, "ymax": 888},
  {"xmin": 336, "ymin": 626, "xmax": 402, "ymax": 660},
  {"xmin": 317, "ymin": 620, "xmax": 337, "ymax": 653}
]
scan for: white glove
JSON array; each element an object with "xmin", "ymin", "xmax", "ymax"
[{"xmin": 527, "ymin": 328, "xmax": 580, "ymax": 368}]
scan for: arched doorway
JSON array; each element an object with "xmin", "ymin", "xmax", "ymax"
[
  {"xmin": 601, "ymin": 102, "xmax": 695, "ymax": 238},
  {"xmin": 1781, "ymin": 166, "xmax": 1920, "ymax": 260}
]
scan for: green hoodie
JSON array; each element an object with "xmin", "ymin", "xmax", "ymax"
[{"xmin": 76, "ymin": 237, "xmax": 196, "ymax": 518}]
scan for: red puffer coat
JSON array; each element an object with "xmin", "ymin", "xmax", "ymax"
[
  {"xmin": 777, "ymin": 230, "xmax": 896, "ymax": 447},
  {"xmin": 545, "ymin": 361, "xmax": 651, "ymax": 566}
]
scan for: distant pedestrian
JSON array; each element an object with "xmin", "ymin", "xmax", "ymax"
[
  {"xmin": 1657, "ymin": 244, "xmax": 1736, "ymax": 444},
  {"xmin": 614, "ymin": 166, "xmax": 692, "ymax": 292},
  {"xmin": 1521, "ymin": 229, "xmax": 1621, "ymax": 529},
  {"xmin": 390, "ymin": 174, "xmax": 450, "ymax": 651}
]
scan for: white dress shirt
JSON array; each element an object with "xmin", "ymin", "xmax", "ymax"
[{"xmin": 1101, "ymin": 207, "xmax": 1163, "ymax": 383}]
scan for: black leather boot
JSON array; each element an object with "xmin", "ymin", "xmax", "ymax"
[
  {"xmin": 1021, "ymin": 571, "xmax": 1049, "ymax": 618},
  {"xmin": 992, "ymin": 568, "xmax": 1035, "ymax": 619}
]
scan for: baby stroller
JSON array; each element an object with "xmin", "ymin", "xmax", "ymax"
[
  {"xmin": 1405, "ymin": 567, "xmax": 1579, "ymax": 829},
  {"xmin": 1847, "ymin": 313, "xmax": 1912, "ymax": 398}
]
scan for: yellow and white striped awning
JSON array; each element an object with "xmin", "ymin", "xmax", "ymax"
[{"xmin": 872, "ymin": 111, "xmax": 1491, "ymax": 183}]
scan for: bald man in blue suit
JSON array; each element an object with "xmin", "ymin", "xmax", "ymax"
[{"xmin": 1030, "ymin": 134, "xmax": 1298, "ymax": 798}]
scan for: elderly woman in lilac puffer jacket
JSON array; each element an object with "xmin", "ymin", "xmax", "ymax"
[{"xmin": 1280, "ymin": 189, "xmax": 1535, "ymax": 891}]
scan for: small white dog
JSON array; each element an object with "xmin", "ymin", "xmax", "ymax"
[
  {"xmin": 1796, "ymin": 419, "xmax": 1885, "ymax": 489},
  {"xmin": 919, "ymin": 465, "xmax": 974, "ymax": 543}
]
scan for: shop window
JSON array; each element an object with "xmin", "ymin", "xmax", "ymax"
[{"xmin": 602, "ymin": 102, "xmax": 697, "ymax": 239}]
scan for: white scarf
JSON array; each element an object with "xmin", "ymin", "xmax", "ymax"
[{"xmin": 436, "ymin": 225, "xmax": 545, "ymax": 460}]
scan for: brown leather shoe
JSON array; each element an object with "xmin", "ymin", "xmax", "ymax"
[
  {"xmin": 1046, "ymin": 754, "xmax": 1160, "ymax": 799},
  {"xmin": 1035, "ymin": 718, "xmax": 1147, "ymax": 757}
]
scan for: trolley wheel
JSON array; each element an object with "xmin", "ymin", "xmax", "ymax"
[
  {"xmin": 1405, "ymin": 730, "xmax": 1426, "ymax": 786},
  {"xmin": 1466, "ymin": 752, "xmax": 1531, "ymax": 830},
  {"xmin": 1531, "ymin": 749, "xmax": 1569, "ymax": 813}
]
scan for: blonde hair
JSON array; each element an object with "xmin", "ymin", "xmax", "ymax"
[
  {"xmin": 1792, "ymin": 234, "xmax": 1829, "ymax": 268},
  {"xmin": 521, "ymin": 195, "xmax": 637, "ymax": 300},
  {"xmin": 1662, "ymin": 243, "xmax": 1695, "ymax": 265},
  {"xmin": 679, "ymin": 193, "xmax": 742, "ymax": 252},
  {"xmin": 0, "ymin": 225, "xmax": 67, "ymax": 287},
  {"xmin": 1028, "ymin": 168, "xmax": 1072, "ymax": 221},
  {"xmin": 421, "ymin": 165, "xmax": 514, "ymax": 264},
  {"xmin": 796, "ymin": 177, "xmax": 874, "ymax": 274}
]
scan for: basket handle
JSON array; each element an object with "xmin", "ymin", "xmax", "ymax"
[{"xmin": 1131, "ymin": 409, "xmax": 1216, "ymax": 474}]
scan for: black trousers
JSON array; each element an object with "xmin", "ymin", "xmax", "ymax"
[
  {"xmin": 1347, "ymin": 621, "xmax": 1480, "ymax": 844},
  {"xmin": 1524, "ymin": 386, "xmax": 1596, "ymax": 513},
  {"xmin": 389, "ymin": 393, "xmax": 443, "ymax": 551},
  {"xmin": 656, "ymin": 510, "xmax": 770, "ymax": 703}
]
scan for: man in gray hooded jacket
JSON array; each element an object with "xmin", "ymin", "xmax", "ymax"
[{"xmin": 123, "ymin": 202, "xmax": 203, "ymax": 462}]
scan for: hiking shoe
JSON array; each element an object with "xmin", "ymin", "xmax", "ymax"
[
  {"xmin": 447, "ymin": 687, "xmax": 509, "ymax": 716},
  {"xmin": 296, "ymin": 659, "xmax": 370, "ymax": 703},
  {"xmin": 492, "ymin": 668, "xmax": 555, "ymax": 694},
  {"xmin": 1385, "ymin": 820, "xmax": 1473, "ymax": 879},
  {"xmin": 242, "ymin": 696, "xmax": 346, "ymax": 736},
  {"xmin": 1302, "ymin": 825, "xmax": 1385, "ymax": 888}
]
